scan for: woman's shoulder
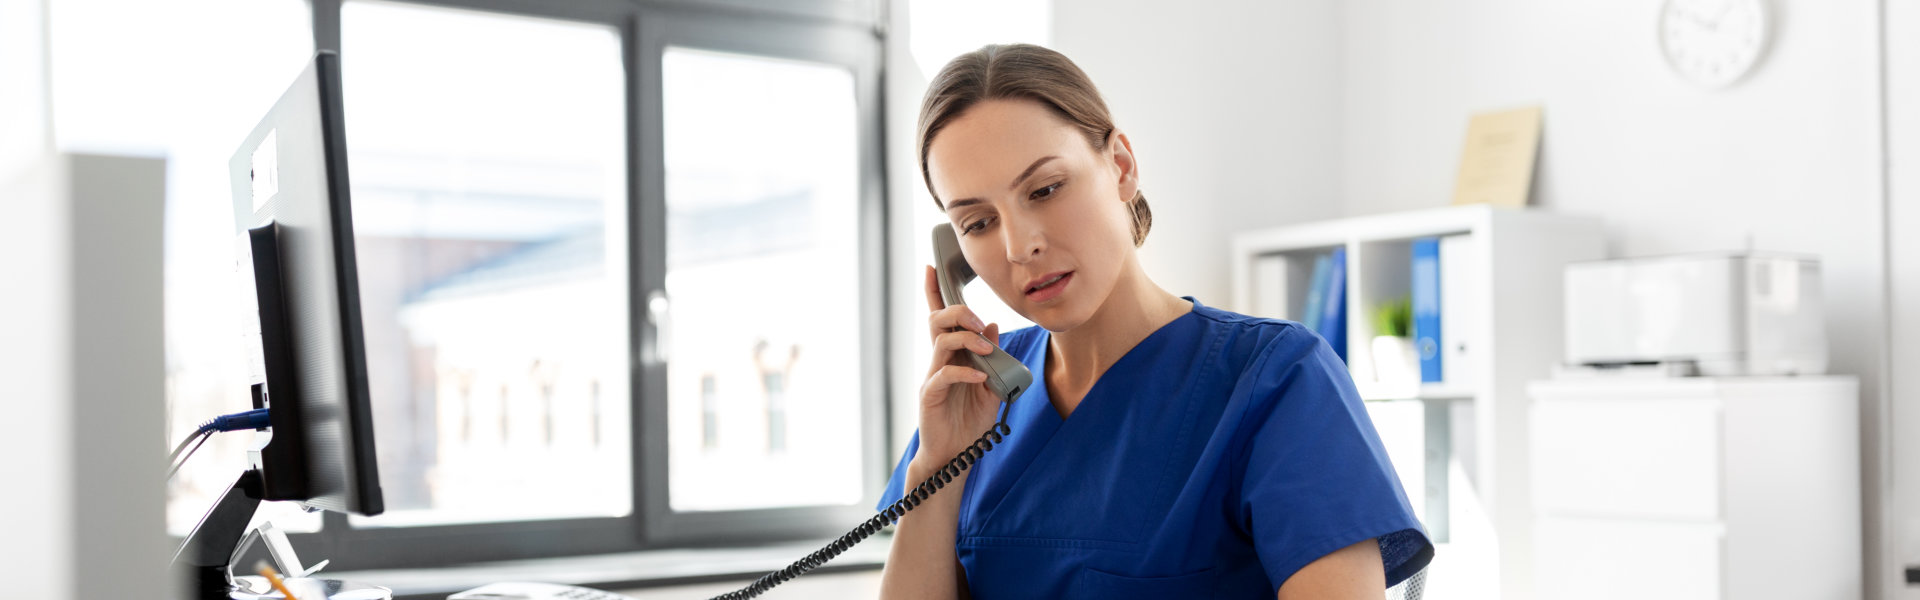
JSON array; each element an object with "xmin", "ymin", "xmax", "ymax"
[
  {"xmin": 1177, "ymin": 300, "xmax": 1353, "ymax": 410},
  {"xmin": 1185, "ymin": 299, "xmax": 1320, "ymax": 359}
]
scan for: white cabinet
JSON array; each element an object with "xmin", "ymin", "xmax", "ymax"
[{"xmin": 1528, "ymin": 377, "xmax": 1860, "ymax": 600}]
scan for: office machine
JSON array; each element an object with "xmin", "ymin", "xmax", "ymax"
[
  {"xmin": 172, "ymin": 50, "xmax": 387, "ymax": 600},
  {"xmin": 1563, "ymin": 252, "xmax": 1827, "ymax": 377}
]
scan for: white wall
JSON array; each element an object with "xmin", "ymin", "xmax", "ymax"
[
  {"xmin": 1338, "ymin": 0, "xmax": 1891, "ymax": 595},
  {"xmin": 1, "ymin": 0, "xmax": 50, "ymax": 178},
  {"xmin": 1888, "ymin": 0, "xmax": 1920, "ymax": 596},
  {"xmin": 0, "ymin": 0, "xmax": 65, "ymax": 597},
  {"xmin": 1051, "ymin": 0, "xmax": 1345, "ymax": 307},
  {"xmin": 0, "ymin": 163, "xmax": 71, "ymax": 600}
]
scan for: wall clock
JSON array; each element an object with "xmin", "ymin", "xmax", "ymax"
[{"xmin": 1660, "ymin": 0, "xmax": 1772, "ymax": 88}]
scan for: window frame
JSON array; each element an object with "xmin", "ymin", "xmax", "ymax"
[{"xmin": 275, "ymin": 0, "xmax": 889, "ymax": 570}]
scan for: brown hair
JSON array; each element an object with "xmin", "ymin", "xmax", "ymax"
[{"xmin": 917, "ymin": 44, "xmax": 1152, "ymax": 247}]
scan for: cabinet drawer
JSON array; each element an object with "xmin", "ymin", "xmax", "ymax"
[
  {"xmin": 1535, "ymin": 516, "xmax": 1724, "ymax": 600},
  {"xmin": 1531, "ymin": 398, "xmax": 1721, "ymax": 519}
]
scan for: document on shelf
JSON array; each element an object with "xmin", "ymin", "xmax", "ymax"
[{"xmin": 1451, "ymin": 105, "xmax": 1542, "ymax": 208}]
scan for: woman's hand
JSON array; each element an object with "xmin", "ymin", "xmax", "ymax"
[
  {"xmin": 880, "ymin": 266, "xmax": 998, "ymax": 600},
  {"xmin": 913, "ymin": 265, "xmax": 1008, "ymax": 476}
]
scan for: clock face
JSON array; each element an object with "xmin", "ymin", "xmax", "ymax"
[{"xmin": 1660, "ymin": 0, "xmax": 1770, "ymax": 88}]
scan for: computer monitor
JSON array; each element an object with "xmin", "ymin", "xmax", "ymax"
[
  {"xmin": 227, "ymin": 49, "xmax": 384, "ymax": 516},
  {"xmin": 175, "ymin": 50, "xmax": 386, "ymax": 600}
]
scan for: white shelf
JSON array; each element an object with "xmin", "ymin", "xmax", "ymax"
[
  {"xmin": 1230, "ymin": 204, "xmax": 1604, "ymax": 600},
  {"xmin": 1357, "ymin": 381, "xmax": 1476, "ymax": 403}
]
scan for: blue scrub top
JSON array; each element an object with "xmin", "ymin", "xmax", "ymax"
[{"xmin": 880, "ymin": 297, "xmax": 1432, "ymax": 598}]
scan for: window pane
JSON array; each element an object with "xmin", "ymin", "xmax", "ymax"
[
  {"xmin": 342, "ymin": 0, "xmax": 630, "ymax": 526},
  {"xmin": 663, "ymin": 48, "xmax": 864, "ymax": 512}
]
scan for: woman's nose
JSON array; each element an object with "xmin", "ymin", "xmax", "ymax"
[{"xmin": 1001, "ymin": 218, "xmax": 1045, "ymax": 264}]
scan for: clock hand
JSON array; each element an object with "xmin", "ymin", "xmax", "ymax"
[
  {"xmin": 1708, "ymin": 0, "xmax": 1737, "ymax": 24},
  {"xmin": 1676, "ymin": 5, "xmax": 1718, "ymax": 31}
]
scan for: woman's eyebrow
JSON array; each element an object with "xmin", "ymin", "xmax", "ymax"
[{"xmin": 946, "ymin": 155, "xmax": 1060, "ymax": 209}]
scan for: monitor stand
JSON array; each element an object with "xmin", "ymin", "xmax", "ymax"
[
  {"xmin": 172, "ymin": 470, "xmax": 391, "ymax": 599},
  {"xmin": 174, "ymin": 470, "xmax": 268, "ymax": 600}
]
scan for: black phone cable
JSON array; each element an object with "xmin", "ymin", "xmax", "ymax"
[{"xmin": 710, "ymin": 402, "xmax": 1013, "ymax": 600}]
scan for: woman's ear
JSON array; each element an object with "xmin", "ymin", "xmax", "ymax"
[{"xmin": 1109, "ymin": 130, "xmax": 1140, "ymax": 203}]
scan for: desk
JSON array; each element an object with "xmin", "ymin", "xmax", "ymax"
[{"xmin": 330, "ymin": 535, "xmax": 892, "ymax": 600}]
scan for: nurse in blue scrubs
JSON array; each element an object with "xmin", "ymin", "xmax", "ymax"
[{"xmin": 877, "ymin": 44, "xmax": 1433, "ymax": 599}]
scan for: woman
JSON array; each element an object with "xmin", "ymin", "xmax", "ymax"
[{"xmin": 877, "ymin": 44, "xmax": 1431, "ymax": 599}]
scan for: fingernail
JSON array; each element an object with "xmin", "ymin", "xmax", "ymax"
[{"xmin": 968, "ymin": 315, "xmax": 986, "ymax": 331}]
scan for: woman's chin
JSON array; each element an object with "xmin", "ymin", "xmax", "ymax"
[{"xmin": 1023, "ymin": 305, "xmax": 1090, "ymax": 335}]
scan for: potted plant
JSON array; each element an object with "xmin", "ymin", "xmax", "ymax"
[{"xmin": 1370, "ymin": 296, "xmax": 1418, "ymax": 385}]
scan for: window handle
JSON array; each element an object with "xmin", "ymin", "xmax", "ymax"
[{"xmin": 644, "ymin": 289, "xmax": 670, "ymax": 365}]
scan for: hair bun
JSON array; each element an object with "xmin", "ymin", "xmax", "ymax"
[{"xmin": 1129, "ymin": 191, "xmax": 1152, "ymax": 247}]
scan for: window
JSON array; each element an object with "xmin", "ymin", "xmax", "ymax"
[
  {"xmin": 634, "ymin": 9, "xmax": 888, "ymax": 546},
  {"xmin": 339, "ymin": 0, "xmax": 631, "ymax": 529},
  {"xmin": 127, "ymin": 0, "xmax": 892, "ymax": 570},
  {"xmin": 659, "ymin": 47, "xmax": 864, "ymax": 512}
]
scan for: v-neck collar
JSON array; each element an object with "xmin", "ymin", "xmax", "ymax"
[
  {"xmin": 957, "ymin": 296, "xmax": 1208, "ymax": 538},
  {"xmin": 1028, "ymin": 296, "xmax": 1201, "ymax": 424}
]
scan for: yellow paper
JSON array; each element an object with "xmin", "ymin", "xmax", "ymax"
[{"xmin": 1451, "ymin": 106, "xmax": 1543, "ymax": 207}]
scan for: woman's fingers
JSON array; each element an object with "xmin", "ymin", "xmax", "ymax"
[
  {"xmin": 932, "ymin": 330, "xmax": 995, "ymax": 359},
  {"xmin": 921, "ymin": 365, "xmax": 987, "ymax": 402},
  {"xmin": 923, "ymin": 265, "xmax": 944, "ymax": 313},
  {"xmin": 925, "ymin": 264, "xmax": 992, "ymax": 336},
  {"xmin": 928, "ymin": 305, "xmax": 988, "ymax": 342}
]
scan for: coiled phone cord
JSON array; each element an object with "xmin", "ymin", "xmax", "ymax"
[{"xmin": 709, "ymin": 402, "xmax": 1013, "ymax": 600}]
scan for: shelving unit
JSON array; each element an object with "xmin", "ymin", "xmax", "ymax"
[{"xmin": 1230, "ymin": 204, "xmax": 1603, "ymax": 600}]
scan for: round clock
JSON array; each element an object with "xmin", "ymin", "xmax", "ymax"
[{"xmin": 1659, "ymin": 0, "xmax": 1771, "ymax": 88}]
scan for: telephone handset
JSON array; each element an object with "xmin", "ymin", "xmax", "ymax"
[
  {"xmin": 703, "ymin": 226, "xmax": 1027, "ymax": 600},
  {"xmin": 931, "ymin": 224, "xmax": 1034, "ymax": 404}
]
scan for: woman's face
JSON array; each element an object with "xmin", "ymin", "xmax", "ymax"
[{"xmin": 926, "ymin": 98, "xmax": 1139, "ymax": 332}]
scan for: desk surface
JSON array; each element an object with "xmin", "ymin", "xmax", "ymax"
[{"xmin": 331, "ymin": 534, "xmax": 892, "ymax": 600}]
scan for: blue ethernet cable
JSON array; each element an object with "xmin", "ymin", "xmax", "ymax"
[
  {"xmin": 198, "ymin": 408, "xmax": 271, "ymax": 434},
  {"xmin": 168, "ymin": 408, "xmax": 272, "ymax": 480}
]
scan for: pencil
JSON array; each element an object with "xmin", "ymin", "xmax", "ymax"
[{"xmin": 255, "ymin": 560, "xmax": 301, "ymax": 600}]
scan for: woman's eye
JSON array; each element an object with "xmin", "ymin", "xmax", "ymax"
[
  {"xmin": 1030, "ymin": 182, "xmax": 1062, "ymax": 200},
  {"xmin": 963, "ymin": 216, "xmax": 993, "ymax": 235}
]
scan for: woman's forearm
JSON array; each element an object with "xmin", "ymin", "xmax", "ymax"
[{"xmin": 877, "ymin": 460, "xmax": 970, "ymax": 600}]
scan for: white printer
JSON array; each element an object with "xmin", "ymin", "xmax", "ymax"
[{"xmin": 1563, "ymin": 252, "xmax": 1827, "ymax": 376}]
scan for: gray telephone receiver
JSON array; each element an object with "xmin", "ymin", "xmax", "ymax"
[{"xmin": 932, "ymin": 224, "xmax": 1034, "ymax": 404}]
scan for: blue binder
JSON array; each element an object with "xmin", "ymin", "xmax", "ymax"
[
  {"xmin": 1412, "ymin": 237, "xmax": 1442, "ymax": 382},
  {"xmin": 1301, "ymin": 253, "xmax": 1330, "ymax": 333},
  {"xmin": 1321, "ymin": 247, "xmax": 1347, "ymax": 364}
]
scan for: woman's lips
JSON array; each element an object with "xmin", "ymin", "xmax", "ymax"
[{"xmin": 1025, "ymin": 271, "xmax": 1073, "ymax": 303}]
